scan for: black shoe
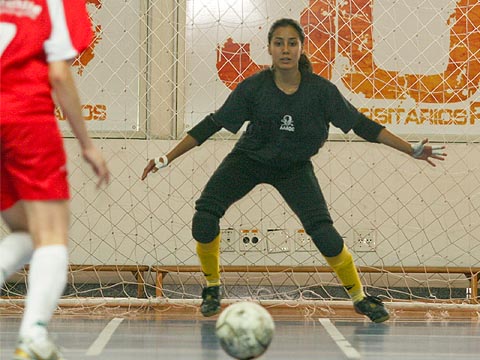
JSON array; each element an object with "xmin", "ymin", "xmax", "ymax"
[
  {"xmin": 354, "ymin": 295, "xmax": 390, "ymax": 323},
  {"xmin": 201, "ymin": 285, "xmax": 222, "ymax": 317}
]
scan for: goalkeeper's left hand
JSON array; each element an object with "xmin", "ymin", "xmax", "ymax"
[{"xmin": 411, "ymin": 138, "xmax": 447, "ymax": 167}]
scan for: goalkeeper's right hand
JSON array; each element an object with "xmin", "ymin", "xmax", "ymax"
[{"xmin": 141, "ymin": 155, "xmax": 169, "ymax": 180}]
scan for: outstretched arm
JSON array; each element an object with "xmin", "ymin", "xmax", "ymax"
[
  {"xmin": 141, "ymin": 134, "xmax": 199, "ymax": 180},
  {"xmin": 142, "ymin": 114, "xmax": 223, "ymax": 180},
  {"xmin": 376, "ymin": 128, "xmax": 446, "ymax": 167}
]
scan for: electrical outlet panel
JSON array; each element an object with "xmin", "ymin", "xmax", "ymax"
[
  {"xmin": 220, "ymin": 228, "xmax": 237, "ymax": 253},
  {"xmin": 239, "ymin": 229, "xmax": 263, "ymax": 252},
  {"xmin": 352, "ymin": 228, "xmax": 377, "ymax": 252},
  {"xmin": 266, "ymin": 229, "xmax": 290, "ymax": 254},
  {"xmin": 294, "ymin": 229, "xmax": 312, "ymax": 252}
]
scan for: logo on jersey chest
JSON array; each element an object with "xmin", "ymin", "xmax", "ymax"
[{"xmin": 279, "ymin": 115, "xmax": 295, "ymax": 132}]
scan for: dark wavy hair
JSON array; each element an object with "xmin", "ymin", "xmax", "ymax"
[{"xmin": 267, "ymin": 18, "xmax": 312, "ymax": 73}]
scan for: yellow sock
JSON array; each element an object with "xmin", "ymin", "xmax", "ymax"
[
  {"xmin": 325, "ymin": 245, "xmax": 365, "ymax": 303},
  {"xmin": 196, "ymin": 233, "xmax": 221, "ymax": 287}
]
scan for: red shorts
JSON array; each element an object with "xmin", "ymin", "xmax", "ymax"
[{"xmin": 1, "ymin": 121, "xmax": 70, "ymax": 211}]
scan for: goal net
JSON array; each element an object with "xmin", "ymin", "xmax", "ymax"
[{"xmin": 1, "ymin": 0, "xmax": 480, "ymax": 316}]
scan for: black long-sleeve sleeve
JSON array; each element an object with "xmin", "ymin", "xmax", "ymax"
[{"xmin": 187, "ymin": 115, "xmax": 223, "ymax": 145}]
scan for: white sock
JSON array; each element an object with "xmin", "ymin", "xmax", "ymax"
[
  {"xmin": 0, "ymin": 232, "xmax": 34, "ymax": 284},
  {"xmin": 20, "ymin": 245, "xmax": 68, "ymax": 341}
]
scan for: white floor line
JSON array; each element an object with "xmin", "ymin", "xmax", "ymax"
[
  {"xmin": 86, "ymin": 317, "xmax": 124, "ymax": 356},
  {"xmin": 319, "ymin": 318, "xmax": 362, "ymax": 359}
]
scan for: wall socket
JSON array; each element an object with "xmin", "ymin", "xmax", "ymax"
[
  {"xmin": 352, "ymin": 228, "xmax": 377, "ymax": 252},
  {"xmin": 239, "ymin": 229, "xmax": 263, "ymax": 252},
  {"xmin": 266, "ymin": 229, "xmax": 290, "ymax": 253},
  {"xmin": 220, "ymin": 228, "xmax": 236, "ymax": 253},
  {"xmin": 294, "ymin": 229, "xmax": 312, "ymax": 252}
]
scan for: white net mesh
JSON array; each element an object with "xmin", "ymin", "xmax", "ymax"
[{"xmin": 1, "ymin": 0, "xmax": 480, "ymax": 313}]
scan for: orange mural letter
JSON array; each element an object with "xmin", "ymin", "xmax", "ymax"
[
  {"xmin": 72, "ymin": 0, "xmax": 103, "ymax": 76},
  {"xmin": 337, "ymin": 0, "xmax": 480, "ymax": 103},
  {"xmin": 216, "ymin": 38, "xmax": 267, "ymax": 90},
  {"xmin": 405, "ymin": 0, "xmax": 480, "ymax": 103},
  {"xmin": 300, "ymin": 0, "xmax": 336, "ymax": 81}
]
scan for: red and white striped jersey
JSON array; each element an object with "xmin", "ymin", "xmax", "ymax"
[{"xmin": 0, "ymin": 0, "xmax": 92, "ymax": 124}]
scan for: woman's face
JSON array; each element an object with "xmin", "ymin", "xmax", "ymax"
[{"xmin": 268, "ymin": 25, "xmax": 303, "ymax": 71}]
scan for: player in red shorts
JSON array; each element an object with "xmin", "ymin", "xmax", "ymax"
[{"xmin": 0, "ymin": 1, "xmax": 109, "ymax": 359}]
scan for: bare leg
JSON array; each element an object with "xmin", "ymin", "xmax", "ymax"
[
  {"xmin": 0, "ymin": 202, "xmax": 34, "ymax": 287},
  {"xmin": 18, "ymin": 200, "xmax": 69, "ymax": 341}
]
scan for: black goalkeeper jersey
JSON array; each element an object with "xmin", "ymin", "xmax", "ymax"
[{"xmin": 210, "ymin": 69, "xmax": 368, "ymax": 167}]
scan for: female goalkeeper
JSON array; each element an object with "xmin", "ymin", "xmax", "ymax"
[{"xmin": 142, "ymin": 18, "xmax": 446, "ymax": 323}]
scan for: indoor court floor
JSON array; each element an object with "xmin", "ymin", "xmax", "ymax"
[{"xmin": 1, "ymin": 312, "xmax": 479, "ymax": 359}]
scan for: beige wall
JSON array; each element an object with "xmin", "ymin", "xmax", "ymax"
[{"xmin": 43, "ymin": 138, "xmax": 479, "ymax": 269}]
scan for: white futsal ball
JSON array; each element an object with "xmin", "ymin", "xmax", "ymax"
[{"xmin": 215, "ymin": 301, "xmax": 275, "ymax": 360}]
